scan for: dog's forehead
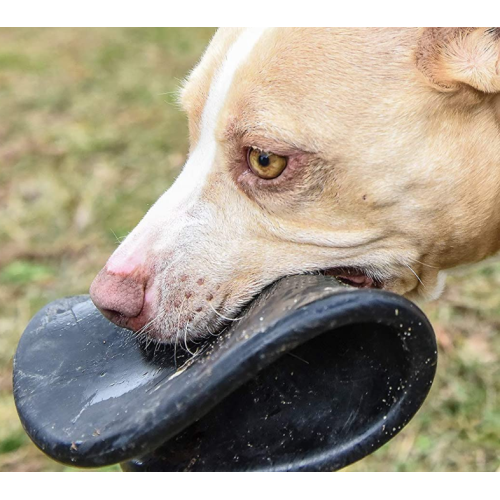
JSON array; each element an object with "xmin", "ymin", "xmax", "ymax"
[{"xmin": 182, "ymin": 28, "xmax": 420, "ymax": 154}]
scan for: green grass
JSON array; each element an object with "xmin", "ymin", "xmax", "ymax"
[{"xmin": 0, "ymin": 27, "xmax": 499, "ymax": 472}]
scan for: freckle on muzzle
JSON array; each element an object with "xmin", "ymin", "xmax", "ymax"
[{"xmin": 13, "ymin": 274, "xmax": 437, "ymax": 471}]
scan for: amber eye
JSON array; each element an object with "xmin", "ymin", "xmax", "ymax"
[{"xmin": 247, "ymin": 148, "xmax": 287, "ymax": 179}]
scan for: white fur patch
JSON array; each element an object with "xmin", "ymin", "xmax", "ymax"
[
  {"xmin": 199, "ymin": 28, "xmax": 268, "ymax": 146},
  {"xmin": 150, "ymin": 28, "xmax": 267, "ymax": 219}
]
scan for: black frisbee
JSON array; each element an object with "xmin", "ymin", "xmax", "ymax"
[{"xmin": 13, "ymin": 275, "xmax": 437, "ymax": 471}]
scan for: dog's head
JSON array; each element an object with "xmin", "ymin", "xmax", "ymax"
[{"xmin": 90, "ymin": 28, "xmax": 500, "ymax": 342}]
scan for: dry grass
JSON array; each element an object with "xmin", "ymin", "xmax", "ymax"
[{"xmin": 0, "ymin": 28, "xmax": 498, "ymax": 472}]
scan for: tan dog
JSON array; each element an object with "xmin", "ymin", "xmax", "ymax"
[{"xmin": 90, "ymin": 28, "xmax": 500, "ymax": 343}]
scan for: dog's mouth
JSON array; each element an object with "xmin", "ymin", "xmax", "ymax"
[{"xmin": 320, "ymin": 267, "xmax": 383, "ymax": 289}]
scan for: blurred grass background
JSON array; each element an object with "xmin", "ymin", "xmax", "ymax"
[{"xmin": 0, "ymin": 27, "xmax": 498, "ymax": 472}]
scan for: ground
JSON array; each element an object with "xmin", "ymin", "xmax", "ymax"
[{"xmin": 0, "ymin": 28, "xmax": 498, "ymax": 472}]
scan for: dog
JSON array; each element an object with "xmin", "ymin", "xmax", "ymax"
[{"xmin": 90, "ymin": 27, "xmax": 500, "ymax": 344}]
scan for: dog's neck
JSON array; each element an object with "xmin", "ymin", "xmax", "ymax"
[{"xmin": 432, "ymin": 95, "xmax": 500, "ymax": 269}]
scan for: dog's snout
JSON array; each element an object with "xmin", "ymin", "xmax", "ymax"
[{"xmin": 90, "ymin": 267, "xmax": 146, "ymax": 324}]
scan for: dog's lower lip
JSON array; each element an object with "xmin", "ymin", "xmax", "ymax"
[{"xmin": 320, "ymin": 268, "xmax": 382, "ymax": 289}]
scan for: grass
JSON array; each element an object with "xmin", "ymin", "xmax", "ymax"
[{"xmin": 0, "ymin": 27, "xmax": 498, "ymax": 472}]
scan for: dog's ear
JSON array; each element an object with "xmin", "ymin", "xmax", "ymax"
[{"xmin": 416, "ymin": 28, "xmax": 500, "ymax": 93}]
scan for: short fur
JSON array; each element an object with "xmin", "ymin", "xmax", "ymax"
[{"xmin": 90, "ymin": 28, "xmax": 500, "ymax": 343}]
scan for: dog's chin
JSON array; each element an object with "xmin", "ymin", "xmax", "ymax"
[{"xmin": 128, "ymin": 308, "xmax": 229, "ymax": 347}]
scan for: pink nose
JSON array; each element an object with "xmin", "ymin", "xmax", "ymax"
[{"xmin": 90, "ymin": 267, "xmax": 146, "ymax": 329}]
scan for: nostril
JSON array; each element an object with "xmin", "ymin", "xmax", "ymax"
[
  {"xmin": 98, "ymin": 307, "xmax": 124, "ymax": 323},
  {"xmin": 90, "ymin": 267, "xmax": 146, "ymax": 319}
]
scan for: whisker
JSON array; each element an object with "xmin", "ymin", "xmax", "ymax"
[
  {"xmin": 406, "ymin": 263, "xmax": 425, "ymax": 288},
  {"xmin": 183, "ymin": 323, "xmax": 196, "ymax": 356},
  {"xmin": 410, "ymin": 258, "xmax": 439, "ymax": 269},
  {"xmin": 208, "ymin": 302, "xmax": 242, "ymax": 322},
  {"xmin": 205, "ymin": 323, "xmax": 220, "ymax": 338},
  {"xmin": 173, "ymin": 331, "xmax": 179, "ymax": 369},
  {"xmin": 174, "ymin": 296, "xmax": 187, "ymax": 364},
  {"xmin": 110, "ymin": 229, "xmax": 124, "ymax": 246},
  {"xmin": 135, "ymin": 315, "xmax": 159, "ymax": 338}
]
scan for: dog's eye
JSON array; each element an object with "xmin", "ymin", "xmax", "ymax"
[{"xmin": 247, "ymin": 148, "xmax": 287, "ymax": 179}]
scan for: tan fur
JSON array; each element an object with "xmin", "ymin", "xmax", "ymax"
[
  {"xmin": 416, "ymin": 28, "xmax": 500, "ymax": 93},
  {"xmin": 91, "ymin": 28, "xmax": 500, "ymax": 343}
]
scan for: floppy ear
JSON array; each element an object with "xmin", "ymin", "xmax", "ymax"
[{"xmin": 416, "ymin": 28, "xmax": 500, "ymax": 93}]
